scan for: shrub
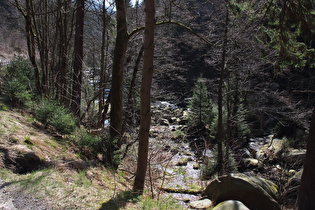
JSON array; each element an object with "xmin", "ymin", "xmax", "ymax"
[
  {"xmin": 34, "ymin": 99, "xmax": 76, "ymax": 134},
  {"xmin": 49, "ymin": 109, "xmax": 76, "ymax": 134},
  {"xmin": 2, "ymin": 57, "xmax": 35, "ymax": 107},
  {"xmin": 75, "ymin": 129, "xmax": 102, "ymax": 152},
  {"xmin": 34, "ymin": 99, "xmax": 58, "ymax": 126}
]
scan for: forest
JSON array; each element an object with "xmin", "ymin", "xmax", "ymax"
[{"xmin": 0, "ymin": 0, "xmax": 314, "ymax": 209}]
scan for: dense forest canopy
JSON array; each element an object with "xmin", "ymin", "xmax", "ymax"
[{"xmin": 0, "ymin": 0, "xmax": 314, "ymax": 208}]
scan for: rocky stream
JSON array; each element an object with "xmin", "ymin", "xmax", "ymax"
[{"xmin": 146, "ymin": 101, "xmax": 305, "ymax": 209}]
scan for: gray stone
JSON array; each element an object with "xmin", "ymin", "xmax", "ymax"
[
  {"xmin": 244, "ymin": 158, "xmax": 259, "ymax": 168},
  {"xmin": 189, "ymin": 199, "xmax": 212, "ymax": 209},
  {"xmin": 212, "ymin": 200, "xmax": 249, "ymax": 210}
]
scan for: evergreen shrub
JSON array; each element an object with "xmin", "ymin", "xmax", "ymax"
[
  {"xmin": 34, "ymin": 99, "xmax": 76, "ymax": 134},
  {"xmin": 76, "ymin": 129, "xmax": 102, "ymax": 152},
  {"xmin": 2, "ymin": 57, "xmax": 35, "ymax": 107}
]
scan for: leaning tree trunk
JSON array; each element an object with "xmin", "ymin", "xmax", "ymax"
[
  {"xmin": 124, "ymin": 45, "xmax": 144, "ymax": 129},
  {"xmin": 298, "ymin": 108, "xmax": 315, "ymax": 209},
  {"xmin": 133, "ymin": 0, "xmax": 155, "ymax": 194}
]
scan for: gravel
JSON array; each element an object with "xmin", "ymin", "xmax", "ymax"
[{"xmin": 0, "ymin": 179, "xmax": 50, "ymax": 210}]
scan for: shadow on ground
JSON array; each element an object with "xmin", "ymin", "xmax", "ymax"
[{"xmin": 99, "ymin": 191, "xmax": 140, "ymax": 210}]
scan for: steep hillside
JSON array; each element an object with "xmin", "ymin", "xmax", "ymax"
[
  {"xmin": 0, "ymin": 108, "xmax": 131, "ymax": 209},
  {"xmin": 0, "ymin": 107, "xmax": 190, "ymax": 209}
]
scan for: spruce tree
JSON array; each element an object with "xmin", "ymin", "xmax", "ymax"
[{"xmin": 188, "ymin": 77, "xmax": 214, "ymax": 127}]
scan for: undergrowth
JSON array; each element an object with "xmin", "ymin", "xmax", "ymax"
[{"xmin": 0, "ymin": 167, "xmax": 184, "ymax": 209}]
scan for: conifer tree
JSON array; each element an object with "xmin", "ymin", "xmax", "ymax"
[{"xmin": 188, "ymin": 77, "xmax": 214, "ymax": 127}]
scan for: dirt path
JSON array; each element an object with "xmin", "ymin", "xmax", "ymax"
[{"xmin": 0, "ymin": 179, "xmax": 49, "ymax": 210}]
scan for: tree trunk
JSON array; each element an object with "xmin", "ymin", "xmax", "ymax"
[
  {"xmin": 109, "ymin": 0, "xmax": 128, "ymax": 147},
  {"xmin": 298, "ymin": 108, "xmax": 315, "ymax": 209},
  {"xmin": 16, "ymin": 0, "xmax": 42, "ymax": 96},
  {"xmin": 97, "ymin": 0, "xmax": 107, "ymax": 128},
  {"xmin": 133, "ymin": 0, "xmax": 155, "ymax": 194},
  {"xmin": 217, "ymin": 0, "xmax": 229, "ymax": 176},
  {"xmin": 124, "ymin": 45, "xmax": 144, "ymax": 129},
  {"xmin": 57, "ymin": 0, "xmax": 70, "ymax": 106},
  {"xmin": 71, "ymin": 0, "xmax": 85, "ymax": 118}
]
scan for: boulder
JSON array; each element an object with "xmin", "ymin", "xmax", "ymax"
[
  {"xmin": 193, "ymin": 163, "xmax": 200, "ymax": 170},
  {"xmin": 254, "ymin": 138, "xmax": 283, "ymax": 163},
  {"xmin": 202, "ymin": 173, "xmax": 281, "ymax": 210},
  {"xmin": 243, "ymin": 158, "xmax": 259, "ymax": 168},
  {"xmin": 159, "ymin": 118, "xmax": 170, "ymax": 126},
  {"xmin": 189, "ymin": 199, "xmax": 212, "ymax": 209},
  {"xmin": 176, "ymin": 157, "xmax": 189, "ymax": 166},
  {"xmin": 212, "ymin": 200, "xmax": 249, "ymax": 210}
]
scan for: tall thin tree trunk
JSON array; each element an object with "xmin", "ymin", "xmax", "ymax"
[
  {"xmin": 124, "ymin": 45, "xmax": 144, "ymax": 129},
  {"xmin": 57, "ymin": 0, "xmax": 71, "ymax": 107},
  {"xmin": 217, "ymin": 0, "xmax": 229, "ymax": 176},
  {"xmin": 98, "ymin": 0, "xmax": 107, "ymax": 128},
  {"xmin": 133, "ymin": 0, "xmax": 155, "ymax": 194},
  {"xmin": 71, "ymin": 0, "xmax": 85, "ymax": 118},
  {"xmin": 109, "ymin": 0, "xmax": 128, "ymax": 150},
  {"xmin": 298, "ymin": 108, "xmax": 315, "ymax": 209}
]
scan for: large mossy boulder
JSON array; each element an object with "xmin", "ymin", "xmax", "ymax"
[{"xmin": 202, "ymin": 173, "xmax": 281, "ymax": 210}]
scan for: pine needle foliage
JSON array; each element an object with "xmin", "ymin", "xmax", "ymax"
[
  {"xmin": 2, "ymin": 57, "xmax": 35, "ymax": 107},
  {"xmin": 188, "ymin": 77, "xmax": 215, "ymax": 128}
]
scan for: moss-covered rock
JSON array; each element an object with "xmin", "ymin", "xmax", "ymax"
[
  {"xmin": 202, "ymin": 173, "xmax": 281, "ymax": 210},
  {"xmin": 176, "ymin": 157, "xmax": 189, "ymax": 166},
  {"xmin": 193, "ymin": 163, "xmax": 200, "ymax": 170}
]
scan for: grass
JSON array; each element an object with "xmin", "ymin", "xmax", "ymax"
[
  {"xmin": 0, "ymin": 108, "xmax": 189, "ymax": 209},
  {"xmin": 1, "ymin": 167, "xmax": 185, "ymax": 209},
  {"xmin": 0, "ymin": 167, "xmax": 125, "ymax": 209}
]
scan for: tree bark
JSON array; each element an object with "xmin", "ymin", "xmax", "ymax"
[
  {"xmin": 217, "ymin": 0, "xmax": 229, "ymax": 176},
  {"xmin": 15, "ymin": 0, "xmax": 42, "ymax": 96},
  {"xmin": 97, "ymin": 0, "xmax": 107, "ymax": 128},
  {"xmin": 107, "ymin": 0, "xmax": 128, "ymax": 167},
  {"xmin": 124, "ymin": 45, "xmax": 144, "ymax": 129},
  {"xmin": 298, "ymin": 108, "xmax": 315, "ymax": 209},
  {"xmin": 71, "ymin": 0, "xmax": 85, "ymax": 118},
  {"xmin": 57, "ymin": 0, "xmax": 72, "ymax": 107},
  {"xmin": 109, "ymin": 0, "xmax": 128, "ymax": 144},
  {"xmin": 133, "ymin": 0, "xmax": 155, "ymax": 194}
]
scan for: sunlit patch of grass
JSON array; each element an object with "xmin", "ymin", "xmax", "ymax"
[
  {"xmin": 1, "ymin": 167, "xmax": 125, "ymax": 209},
  {"xmin": 139, "ymin": 194, "xmax": 184, "ymax": 210},
  {"xmin": 0, "ymin": 168, "xmax": 13, "ymax": 180},
  {"xmin": 75, "ymin": 170, "xmax": 92, "ymax": 188}
]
